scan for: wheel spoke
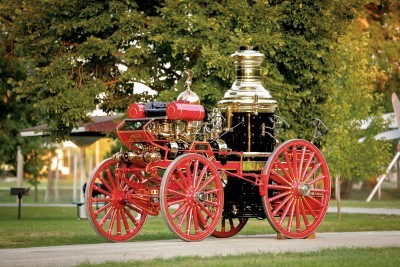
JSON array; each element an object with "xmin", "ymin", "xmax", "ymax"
[
  {"xmin": 305, "ymin": 194, "xmax": 323, "ymax": 208},
  {"xmin": 268, "ymin": 190, "xmax": 291, "ymax": 203},
  {"xmin": 283, "ymin": 150, "xmax": 296, "ymax": 180},
  {"xmin": 302, "ymin": 197, "xmax": 317, "ymax": 218},
  {"xmin": 303, "ymin": 163, "xmax": 321, "ymax": 183},
  {"xmin": 195, "ymin": 205, "xmax": 208, "ymax": 228},
  {"xmin": 271, "ymin": 193, "xmax": 292, "ymax": 216},
  {"xmin": 108, "ymin": 209, "xmax": 117, "ymax": 234},
  {"xmin": 268, "ymin": 184, "xmax": 291, "ymax": 190},
  {"xmin": 116, "ymin": 210, "xmax": 121, "ymax": 237},
  {"xmin": 106, "ymin": 168, "xmax": 117, "ymax": 190},
  {"xmin": 167, "ymin": 188, "xmax": 188, "ymax": 198},
  {"xmin": 171, "ymin": 202, "xmax": 188, "ymax": 219},
  {"xmin": 286, "ymin": 199, "xmax": 297, "ymax": 231},
  {"xmin": 192, "ymin": 207, "xmax": 200, "ymax": 234},
  {"xmin": 298, "ymin": 146, "xmax": 307, "ymax": 180},
  {"xmin": 269, "ymin": 171, "xmax": 292, "ymax": 186},
  {"xmin": 192, "ymin": 160, "xmax": 200, "ymax": 187},
  {"xmin": 195, "ymin": 164, "xmax": 209, "ymax": 188},
  {"xmin": 94, "ymin": 202, "xmax": 112, "ymax": 216},
  {"xmin": 295, "ymin": 200, "xmax": 301, "ymax": 233},
  {"xmin": 184, "ymin": 162, "xmax": 193, "ymax": 186},
  {"xmin": 123, "ymin": 207, "xmax": 139, "ymax": 226},
  {"xmin": 307, "ymin": 174, "xmax": 325, "ymax": 185},
  {"xmin": 172, "ymin": 177, "xmax": 189, "ymax": 193},
  {"xmin": 93, "ymin": 185, "xmax": 111, "ymax": 197},
  {"xmin": 178, "ymin": 205, "xmax": 190, "ymax": 229},
  {"xmin": 310, "ymin": 188, "xmax": 327, "ymax": 194},
  {"xmin": 185, "ymin": 207, "xmax": 193, "ymax": 234},
  {"xmin": 98, "ymin": 176, "xmax": 114, "ymax": 193},
  {"xmin": 198, "ymin": 174, "xmax": 217, "ymax": 192},
  {"xmin": 197, "ymin": 202, "xmax": 214, "ymax": 218},
  {"xmin": 276, "ymin": 160, "xmax": 294, "ymax": 182},
  {"xmin": 291, "ymin": 146, "xmax": 298, "ymax": 179},
  {"xmin": 278, "ymin": 197, "xmax": 294, "ymax": 225},
  {"xmin": 299, "ymin": 199, "xmax": 310, "ymax": 228},
  {"xmin": 177, "ymin": 169, "xmax": 189, "ymax": 188},
  {"xmin": 300, "ymin": 152, "xmax": 315, "ymax": 179}
]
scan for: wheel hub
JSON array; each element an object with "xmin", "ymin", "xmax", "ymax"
[
  {"xmin": 111, "ymin": 190, "xmax": 126, "ymax": 209},
  {"xmin": 195, "ymin": 192, "xmax": 206, "ymax": 202},
  {"xmin": 298, "ymin": 183, "xmax": 311, "ymax": 196}
]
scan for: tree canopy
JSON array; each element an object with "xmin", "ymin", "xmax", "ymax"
[
  {"xmin": 2, "ymin": 0, "xmax": 365, "ymax": 141},
  {"xmin": 0, "ymin": 0, "xmax": 394, "ymax": 187}
]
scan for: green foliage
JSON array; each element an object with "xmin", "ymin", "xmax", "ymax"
[
  {"xmin": 322, "ymin": 21, "xmax": 391, "ymax": 181},
  {"xmin": 363, "ymin": 1, "xmax": 400, "ymax": 112},
  {"xmin": 2, "ymin": 0, "xmax": 390, "ymax": 185},
  {"xmin": 1, "ymin": 0, "xmax": 364, "ymax": 141}
]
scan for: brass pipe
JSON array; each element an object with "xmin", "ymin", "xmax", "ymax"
[{"xmin": 247, "ymin": 113, "xmax": 251, "ymax": 152}]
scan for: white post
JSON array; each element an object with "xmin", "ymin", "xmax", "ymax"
[
  {"xmin": 79, "ymin": 146, "xmax": 87, "ymax": 218},
  {"xmin": 73, "ymin": 154, "xmax": 78, "ymax": 202},
  {"xmin": 367, "ymin": 152, "xmax": 400, "ymax": 202},
  {"xmin": 16, "ymin": 147, "xmax": 23, "ymax": 188},
  {"xmin": 54, "ymin": 152, "xmax": 60, "ymax": 202}
]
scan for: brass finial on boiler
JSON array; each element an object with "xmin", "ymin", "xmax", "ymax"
[
  {"xmin": 217, "ymin": 46, "xmax": 277, "ymax": 113},
  {"xmin": 177, "ymin": 70, "xmax": 200, "ymax": 104}
]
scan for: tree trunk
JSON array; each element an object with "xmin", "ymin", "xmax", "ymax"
[
  {"xmin": 335, "ymin": 175, "xmax": 341, "ymax": 221},
  {"xmin": 397, "ymin": 156, "xmax": 400, "ymax": 190},
  {"xmin": 34, "ymin": 183, "xmax": 38, "ymax": 202},
  {"xmin": 45, "ymin": 156, "xmax": 53, "ymax": 202}
]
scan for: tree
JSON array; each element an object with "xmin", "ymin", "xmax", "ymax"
[
  {"xmin": 322, "ymin": 20, "xmax": 391, "ymax": 219},
  {"xmin": 363, "ymin": 1, "xmax": 400, "ymax": 112},
  {"xmin": 2, "ymin": 0, "xmax": 364, "ymax": 142},
  {"xmin": 1, "ymin": 7, "xmax": 53, "ymax": 200}
]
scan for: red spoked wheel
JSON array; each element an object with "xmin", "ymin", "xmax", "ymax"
[
  {"xmin": 160, "ymin": 153, "xmax": 224, "ymax": 241},
  {"xmin": 85, "ymin": 158, "xmax": 147, "ymax": 242},
  {"xmin": 262, "ymin": 139, "xmax": 330, "ymax": 239},
  {"xmin": 212, "ymin": 217, "xmax": 248, "ymax": 238}
]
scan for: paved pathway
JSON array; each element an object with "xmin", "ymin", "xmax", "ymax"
[
  {"xmin": 1, "ymin": 231, "xmax": 400, "ymax": 267},
  {"xmin": 1, "ymin": 205, "xmax": 400, "ymax": 267},
  {"xmin": 327, "ymin": 207, "xmax": 400, "ymax": 215}
]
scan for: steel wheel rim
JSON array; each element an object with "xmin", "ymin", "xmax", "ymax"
[
  {"xmin": 262, "ymin": 139, "xmax": 330, "ymax": 238},
  {"xmin": 160, "ymin": 154, "xmax": 224, "ymax": 241},
  {"xmin": 85, "ymin": 158, "xmax": 147, "ymax": 242}
]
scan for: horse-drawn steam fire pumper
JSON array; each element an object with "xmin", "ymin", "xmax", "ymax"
[{"xmin": 84, "ymin": 46, "xmax": 331, "ymax": 242}]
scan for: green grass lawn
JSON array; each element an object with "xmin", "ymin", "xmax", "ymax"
[
  {"xmin": 1, "ymin": 205, "xmax": 400, "ymax": 267},
  {"xmin": 75, "ymin": 247, "xmax": 400, "ymax": 267},
  {"xmin": 1, "ymin": 206, "xmax": 400, "ymax": 249}
]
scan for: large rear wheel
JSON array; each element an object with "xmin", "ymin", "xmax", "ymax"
[
  {"xmin": 262, "ymin": 139, "xmax": 330, "ymax": 238},
  {"xmin": 212, "ymin": 217, "xmax": 248, "ymax": 238},
  {"xmin": 85, "ymin": 158, "xmax": 147, "ymax": 242},
  {"xmin": 160, "ymin": 153, "xmax": 224, "ymax": 241}
]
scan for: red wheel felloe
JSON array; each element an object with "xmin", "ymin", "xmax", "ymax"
[
  {"xmin": 85, "ymin": 158, "xmax": 147, "ymax": 242},
  {"xmin": 212, "ymin": 217, "xmax": 248, "ymax": 238},
  {"xmin": 160, "ymin": 154, "xmax": 224, "ymax": 241},
  {"xmin": 262, "ymin": 139, "xmax": 330, "ymax": 239}
]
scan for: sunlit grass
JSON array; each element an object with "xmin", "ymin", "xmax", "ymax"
[
  {"xmin": 75, "ymin": 247, "xmax": 400, "ymax": 267},
  {"xmin": 1, "ymin": 206, "xmax": 400, "ymax": 249}
]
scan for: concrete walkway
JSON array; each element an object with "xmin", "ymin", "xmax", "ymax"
[
  {"xmin": 1, "ymin": 231, "xmax": 400, "ymax": 267},
  {"xmin": 327, "ymin": 207, "xmax": 400, "ymax": 215}
]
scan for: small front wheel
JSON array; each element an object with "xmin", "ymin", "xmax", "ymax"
[{"xmin": 160, "ymin": 153, "xmax": 224, "ymax": 241}]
